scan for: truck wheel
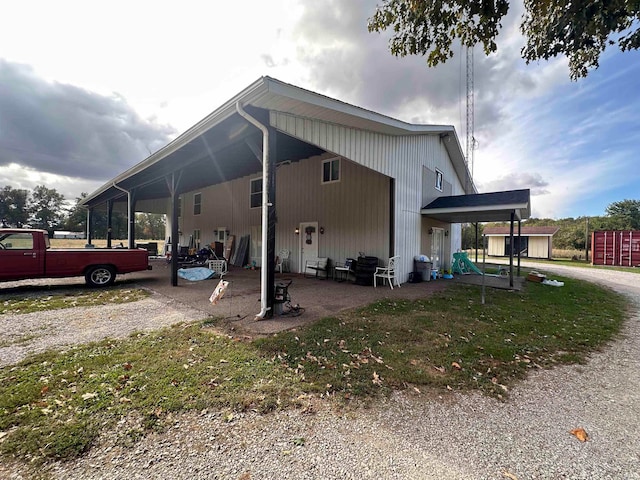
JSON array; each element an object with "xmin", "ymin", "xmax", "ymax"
[{"xmin": 85, "ymin": 265, "xmax": 116, "ymax": 287}]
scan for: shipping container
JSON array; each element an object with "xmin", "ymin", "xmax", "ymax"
[{"xmin": 591, "ymin": 230, "xmax": 640, "ymax": 266}]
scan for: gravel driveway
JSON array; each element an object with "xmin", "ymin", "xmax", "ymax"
[{"xmin": 2, "ymin": 265, "xmax": 639, "ymax": 479}]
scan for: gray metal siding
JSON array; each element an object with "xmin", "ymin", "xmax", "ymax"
[
  {"xmin": 177, "ymin": 112, "xmax": 466, "ymax": 279},
  {"xmin": 271, "ymin": 111, "xmax": 466, "ymax": 278},
  {"xmin": 177, "ymin": 153, "xmax": 390, "ymax": 272}
]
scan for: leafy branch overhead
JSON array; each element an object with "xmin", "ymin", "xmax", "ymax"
[{"xmin": 368, "ymin": 0, "xmax": 640, "ymax": 79}]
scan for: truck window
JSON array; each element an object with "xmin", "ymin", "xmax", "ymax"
[{"xmin": 0, "ymin": 233, "xmax": 34, "ymax": 250}]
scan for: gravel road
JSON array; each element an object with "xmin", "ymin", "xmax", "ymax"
[{"xmin": 1, "ymin": 265, "xmax": 639, "ymax": 479}]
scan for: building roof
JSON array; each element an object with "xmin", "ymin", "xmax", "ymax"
[
  {"xmin": 82, "ymin": 76, "xmax": 472, "ymax": 208},
  {"xmin": 420, "ymin": 189, "xmax": 531, "ymax": 223},
  {"xmin": 483, "ymin": 226, "xmax": 560, "ymax": 236}
]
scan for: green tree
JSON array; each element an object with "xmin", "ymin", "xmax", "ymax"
[
  {"xmin": 605, "ymin": 199, "xmax": 640, "ymax": 229},
  {"xmin": 60, "ymin": 193, "xmax": 89, "ymax": 233},
  {"xmin": 368, "ymin": 0, "xmax": 640, "ymax": 79},
  {"xmin": 0, "ymin": 186, "xmax": 29, "ymax": 227},
  {"xmin": 461, "ymin": 223, "xmax": 484, "ymax": 250},
  {"xmin": 135, "ymin": 213, "xmax": 166, "ymax": 240},
  {"xmin": 28, "ymin": 185, "xmax": 66, "ymax": 233}
]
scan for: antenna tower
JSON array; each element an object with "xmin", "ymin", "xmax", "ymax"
[{"xmin": 465, "ymin": 45, "xmax": 477, "ymax": 188}]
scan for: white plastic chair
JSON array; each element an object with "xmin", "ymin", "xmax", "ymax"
[
  {"xmin": 206, "ymin": 259, "xmax": 228, "ymax": 278},
  {"xmin": 276, "ymin": 249, "xmax": 290, "ymax": 273},
  {"xmin": 374, "ymin": 255, "xmax": 401, "ymax": 289}
]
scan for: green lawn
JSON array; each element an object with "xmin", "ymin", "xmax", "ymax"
[{"xmin": 0, "ymin": 275, "xmax": 628, "ymax": 464}]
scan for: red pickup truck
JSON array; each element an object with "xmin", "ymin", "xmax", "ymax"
[{"xmin": 0, "ymin": 228, "xmax": 151, "ymax": 287}]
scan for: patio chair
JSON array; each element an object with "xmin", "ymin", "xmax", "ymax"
[
  {"xmin": 333, "ymin": 258, "xmax": 356, "ymax": 282},
  {"xmin": 374, "ymin": 255, "xmax": 401, "ymax": 289},
  {"xmin": 275, "ymin": 249, "xmax": 290, "ymax": 273},
  {"xmin": 304, "ymin": 257, "xmax": 330, "ymax": 279},
  {"xmin": 206, "ymin": 259, "xmax": 228, "ymax": 278}
]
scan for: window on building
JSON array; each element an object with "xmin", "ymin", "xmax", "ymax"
[
  {"xmin": 435, "ymin": 169, "xmax": 443, "ymax": 191},
  {"xmin": 322, "ymin": 158, "xmax": 340, "ymax": 183},
  {"xmin": 193, "ymin": 229, "xmax": 201, "ymax": 249},
  {"xmin": 250, "ymin": 178, "xmax": 262, "ymax": 208},
  {"xmin": 193, "ymin": 193, "xmax": 202, "ymax": 215}
]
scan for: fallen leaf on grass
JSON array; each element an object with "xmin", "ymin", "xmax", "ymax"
[
  {"xmin": 451, "ymin": 362, "xmax": 462, "ymax": 370},
  {"xmin": 81, "ymin": 392, "xmax": 98, "ymax": 401},
  {"xmin": 570, "ymin": 428, "xmax": 589, "ymax": 442},
  {"xmin": 372, "ymin": 371, "xmax": 382, "ymax": 385}
]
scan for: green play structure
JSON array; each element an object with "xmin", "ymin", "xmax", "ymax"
[{"xmin": 451, "ymin": 252, "xmax": 484, "ymax": 275}]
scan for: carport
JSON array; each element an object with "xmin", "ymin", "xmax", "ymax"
[
  {"xmin": 81, "ymin": 81, "xmax": 328, "ymax": 318},
  {"xmin": 421, "ymin": 189, "xmax": 531, "ymax": 288}
]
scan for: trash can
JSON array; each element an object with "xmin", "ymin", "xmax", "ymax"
[
  {"xmin": 414, "ymin": 255, "xmax": 432, "ymax": 282},
  {"xmin": 274, "ymin": 281, "xmax": 290, "ymax": 315}
]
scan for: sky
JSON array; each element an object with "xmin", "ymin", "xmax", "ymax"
[{"xmin": 1, "ymin": 0, "xmax": 638, "ymax": 220}]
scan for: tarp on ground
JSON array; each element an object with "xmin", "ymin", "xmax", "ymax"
[{"xmin": 177, "ymin": 267, "xmax": 215, "ymax": 281}]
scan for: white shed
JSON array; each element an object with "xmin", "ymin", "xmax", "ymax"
[{"xmin": 483, "ymin": 226, "xmax": 559, "ymax": 259}]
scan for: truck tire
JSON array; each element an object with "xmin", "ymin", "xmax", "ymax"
[{"xmin": 85, "ymin": 265, "xmax": 116, "ymax": 287}]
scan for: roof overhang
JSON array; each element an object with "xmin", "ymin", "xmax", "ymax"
[
  {"xmin": 82, "ymin": 76, "xmax": 474, "ymax": 209},
  {"xmin": 421, "ymin": 189, "xmax": 531, "ymax": 223}
]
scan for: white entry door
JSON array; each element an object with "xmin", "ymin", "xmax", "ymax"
[
  {"xmin": 431, "ymin": 227, "xmax": 445, "ymax": 271},
  {"xmin": 299, "ymin": 221, "xmax": 319, "ymax": 273}
]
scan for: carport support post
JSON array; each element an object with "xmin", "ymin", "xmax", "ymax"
[
  {"xmin": 106, "ymin": 200, "xmax": 113, "ymax": 248},
  {"xmin": 166, "ymin": 172, "xmax": 182, "ymax": 287},
  {"xmin": 266, "ymin": 126, "xmax": 277, "ymax": 317},
  {"xmin": 517, "ymin": 220, "xmax": 521, "ymax": 277},
  {"xmin": 509, "ymin": 212, "xmax": 514, "ymax": 288},
  {"xmin": 85, "ymin": 208, "xmax": 93, "ymax": 245},
  {"xmin": 127, "ymin": 188, "xmax": 137, "ymax": 249},
  {"xmin": 474, "ymin": 222, "xmax": 479, "ymax": 263}
]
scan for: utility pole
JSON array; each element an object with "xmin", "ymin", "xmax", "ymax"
[{"xmin": 585, "ymin": 217, "xmax": 590, "ymax": 262}]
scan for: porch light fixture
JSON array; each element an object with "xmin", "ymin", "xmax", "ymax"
[
  {"xmin": 295, "ymin": 227, "xmax": 300, "ymax": 235},
  {"xmin": 428, "ymin": 228, "xmax": 433, "ymax": 235},
  {"xmin": 445, "ymin": 230, "xmax": 449, "ymax": 237},
  {"xmin": 320, "ymin": 227, "xmax": 325, "ymax": 234}
]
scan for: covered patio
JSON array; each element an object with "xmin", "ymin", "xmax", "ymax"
[
  {"xmin": 123, "ymin": 259, "xmax": 452, "ymax": 335},
  {"xmin": 422, "ymin": 189, "xmax": 532, "ymax": 288}
]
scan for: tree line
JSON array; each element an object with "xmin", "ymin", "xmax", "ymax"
[
  {"xmin": 0, "ymin": 185, "xmax": 165, "ymax": 240},
  {"xmin": 462, "ymin": 199, "xmax": 640, "ymax": 251}
]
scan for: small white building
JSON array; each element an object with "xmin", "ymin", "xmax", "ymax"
[
  {"xmin": 483, "ymin": 226, "xmax": 559, "ymax": 259},
  {"xmin": 53, "ymin": 230, "xmax": 85, "ymax": 239}
]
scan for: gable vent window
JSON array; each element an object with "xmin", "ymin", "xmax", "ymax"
[
  {"xmin": 322, "ymin": 158, "xmax": 340, "ymax": 184},
  {"xmin": 435, "ymin": 169, "xmax": 443, "ymax": 192},
  {"xmin": 250, "ymin": 178, "xmax": 262, "ymax": 209},
  {"xmin": 193, "ymin": 193, "xmax": 202, "ymax": 215}
]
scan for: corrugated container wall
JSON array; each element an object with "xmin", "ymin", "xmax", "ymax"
[{"xmin": 592, "ymin": 230, "xmax": 640, "ymax": 266}]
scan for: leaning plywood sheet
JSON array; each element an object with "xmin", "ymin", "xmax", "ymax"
[
  {"xmin": 231, "ymin": 235, "xmax": 250, "ymax": 267},
  {"xmin": 224, "ymin": 235, "xmax": 235, "ymax": 262}
]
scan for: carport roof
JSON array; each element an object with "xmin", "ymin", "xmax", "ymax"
[
  {"xmin": 421, "ymin": 189, "xmax": 531, "ymax": 223},
  {"xmin": 82, "ymin": 76, "xmax": 471, "ymax": 208}
]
